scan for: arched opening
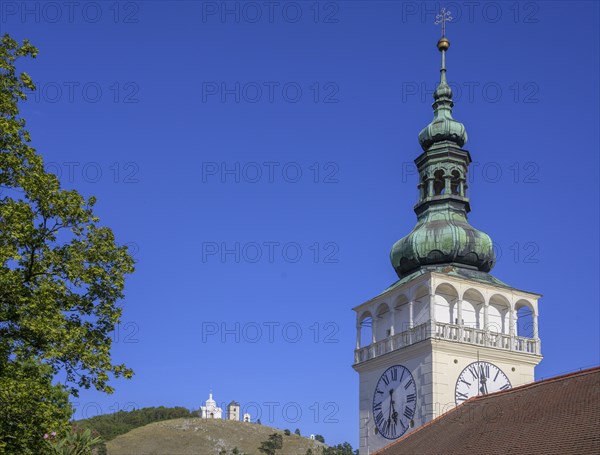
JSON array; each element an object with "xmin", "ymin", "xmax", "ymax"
[
  {"xmin": 359, "ymin": 312, "xmax": 373, "ymax": 348},
  {"xmin": 433, "ymin": 170, "xmax": 446, "ymax": 195},
  {"xmin": 412, "ymin": 286, "xmax": 429, "ymax": 326},
  {"xmin": 451, "ymin": 170, "xmax": 461, "ymax": 195},
  {"xmin": 435, "ymin": 283, "xmax": 459, "ymax": 324},
  {"xmin": 376, "ymin": 303, "xmax": 392, "ymax": 340},
  {"xmin": 394, "ymin": 294, "xmax": 410, "ymax": 334},
  {"xmin": 462, "ymin": 288, "xmax": 485, "ymax": 329},
  {"xmin": 489, "ymin": 294, "xmax": 510, "ymax": 335},
  {"xmin": 515, "ymin": 300, "xmax": 534, "ymax": 338}
]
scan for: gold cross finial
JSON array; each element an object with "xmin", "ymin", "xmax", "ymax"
[{"xmin": 435, "ymin": 8, "xmax": 452, "ymax": 38}]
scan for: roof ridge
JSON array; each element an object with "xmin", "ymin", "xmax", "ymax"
[
  {"xmin": 470, "ymin": 365, "xmax": 600, "ymax": 402},
  {"xmin": 373, "ymin": 365, "xmax": 600, "ymax": 455}
]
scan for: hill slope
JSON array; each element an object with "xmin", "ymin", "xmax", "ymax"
[{"xmin": 105, "ymin": 417, "xmax": 325, "ymax": 455}]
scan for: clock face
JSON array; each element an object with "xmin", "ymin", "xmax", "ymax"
[
  {"xmin": 455, "ymin": 361, "xmax": 511, "ymax": 405},
  {"xmin": 372, "ymin": 365, "xmax": 417, "ymax": 440}
]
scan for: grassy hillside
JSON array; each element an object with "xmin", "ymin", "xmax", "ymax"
[
  {"xmin": 77, "ymin": 406, "xmax": 193, "ymax": 441},
  {"xmin": 105, "ymin": 417, "xmax": 326, "ymax": 455}
]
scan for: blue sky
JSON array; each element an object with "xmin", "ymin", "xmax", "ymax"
[{"xmin": 2, "ymin": 0, "xmax": 599, "ymax": 447}]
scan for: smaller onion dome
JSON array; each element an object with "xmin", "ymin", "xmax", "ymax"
[{"xmin": 418, "ymin": 37, "xmax": 468, "ymax": 151}]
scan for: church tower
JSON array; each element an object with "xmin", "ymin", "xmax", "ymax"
[{"xmin": 352, "ymin": 21, "xmax": 542, "ymax": 455}]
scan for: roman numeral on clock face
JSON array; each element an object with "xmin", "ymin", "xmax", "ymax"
[
  {"xmin": 403, "ymin": 406, "xmax": 415, "ymax": 420},
  {"xmin": 479, "ymin": 364, "xmax": 490, "ymax": 377},
  {"xmin": 468, "ymin": 366, "xmax": 479, "ymax": 379}
]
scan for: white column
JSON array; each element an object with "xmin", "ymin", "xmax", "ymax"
[
  {"xmin": 390, "ymin": 306, "xmax": 396, "ymax": 336},
  {"xmin": 509, "ymin": 308, "xmax": 516, "ymax": 351},
  {"xmin": 429, "ymin": 293, "xmax": 436, "ymax": 337},
  {"xmin": 483, "ymin": 301, "xmax": 489, "ymax": 346},
  {"xmin": 408, "ymin": 300, "xmax": 414, "ymax": 329},
  {"xmin": 371, "ymin": 315, "xmax": 377, "ymax": 344},
  {"xmin": 533, "ymin": 312, "xmax": 540, "ymax": 354},
  {"xmin": 456, "ymin": 299, "xmax": 463, "ymax": 342},
  {"xmin": 356, "ymin": 321, "xmax": 361, "ymax": 350},
  {"xmin": 429, "ymin": 294, "xmax": 436, "ymax": 323}
]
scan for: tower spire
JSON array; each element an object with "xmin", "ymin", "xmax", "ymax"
[
  {"xmin": 435, "ymin": 7, "xmax": 452, "ymax": 85},
  {"xmin": 390, "ymin": 20, "xmax": 495, "ymax": 278},
  {"xmin": 418, "ymin": 9, "xmax": 466, "ymax": 152}
]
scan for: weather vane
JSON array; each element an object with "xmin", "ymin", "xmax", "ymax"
[{"xmin": 435, "ymin": 8, "xmax": 453, "ymax": 38}]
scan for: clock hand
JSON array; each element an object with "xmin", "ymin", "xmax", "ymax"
[
  {"xmin": 479, "ymin": 370, "xmax": 488, "ymax": 395},
  {"xmin": 387, "ymin": 389, "xmax": 394, "ymax": 422},
  {"xmin": 389, "ymin": 389, "xmax": 398, "ymax": 424}
]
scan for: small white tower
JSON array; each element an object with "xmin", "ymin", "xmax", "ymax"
[
  {"xmin": 243, "ymin": 413, "xmax": 251, "ymax": 423},
  {"xmin": 227, "ymin": 401, "xmax": 240, "ymax": 421}
]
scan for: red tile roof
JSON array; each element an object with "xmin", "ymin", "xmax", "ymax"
[{"xmin": 376, "ymin": 366, "xmax": 600, "ymax": 455}]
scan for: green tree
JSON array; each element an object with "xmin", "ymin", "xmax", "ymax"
[
  {"xmin": 314, "ymin": 434, "xmax": 325, "ymax": 443},
  {"xmin": 322, "ymin": 442, "xmax": 356, "ymax": 455},
  {"xmin": 258, "ymin": 432, "xmax": 283, "ymax": 455},
  {"xmin": 0, "ymin": 33, "xmax": 134, "ymax": 450},
  {"xmin": 284, "ymin": 429, "xmax": 291, "ymax": 436},
  {"xmin": 294, "ymin": 428, "xmax": 301, "ymax": 436},
  {"xmin": 0, "ymin": 359, "xmax": 72, "ymax": 454}
]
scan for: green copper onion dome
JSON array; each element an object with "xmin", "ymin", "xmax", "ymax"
[
  {"xmin": 390, "ymin": 35, "xmax": 496, "ymax": 279},
  {"xmin": 390, "ymin": 205, "xmax": 496, "ymax": 277}
]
